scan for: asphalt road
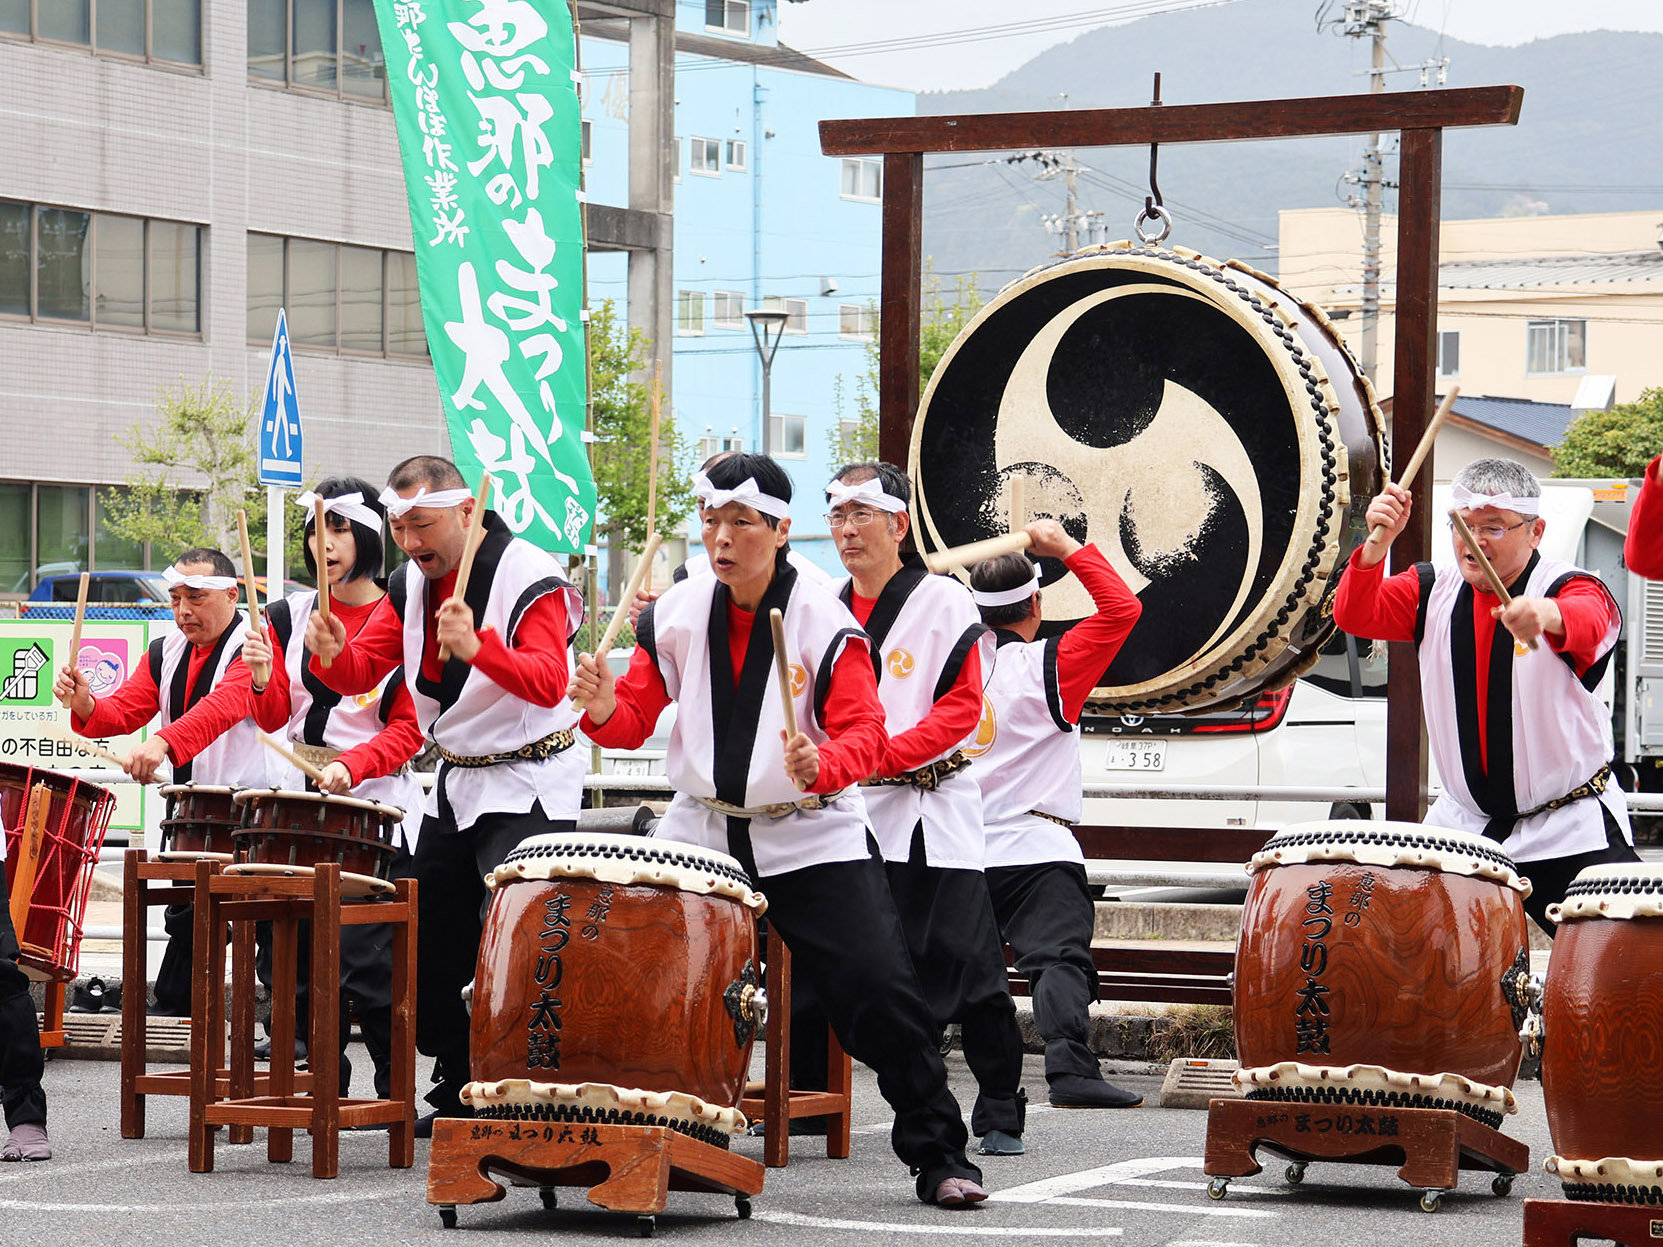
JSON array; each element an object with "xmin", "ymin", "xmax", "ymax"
[{"xmin": 4, "ymin": 1045, "xmax": 1569, "ymax": 1247}]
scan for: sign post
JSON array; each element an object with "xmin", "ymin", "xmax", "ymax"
[{"xmin": 257, "ymin": 308, "xmax": 305, "ymax": 599}]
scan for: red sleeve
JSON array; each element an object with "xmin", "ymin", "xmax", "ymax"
[
  {"xmin": 154, "ymin": 656, "xmax": 255, "ymax": 765},
  {"xmin": 74, "ymin": 656, "xmax": 162, "ymax": 739},
  {"xmin": 1332, "ymin": 546, "xmax": 1424, "ymax": 644},
  {"xmin": 335, "ymin": 677, "xmax": 425, "ymax": 785},
  {"xmin": 807, "ymin": 642, "xmax": 889, "ymax": 794},
  {"xmin": 310, "ymin": 594, "xmax": 403, "ymax": 694},
  {"xmin": 1626, "ymin": 455, "xmax": 1663, "ymax": 579},
  {"xmin": 1054, "ymin": 544, "xmax": 1144, "ymax": 723},
  {"xmin": 580, "ymin": 644, "xmax": 671, "ymax": 749},
  {"xmin": 467, "ymin": 592, "xmax": 571, "ymax": 708},
  {"xmin": 249, "ymin": 619, "xmax": 293, "ymax": 734},
  {"xmin": 879, "ymin": 644, "xmax": 984, "ymax": 775},
  {"xmin": 1545, "ymin": 576, "xmax": 1621, "ymax": 677}
]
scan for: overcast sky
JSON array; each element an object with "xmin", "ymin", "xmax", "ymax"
[{"xmin": 774, "ymin": 0, "xmax": 1663, "ymax": 93}]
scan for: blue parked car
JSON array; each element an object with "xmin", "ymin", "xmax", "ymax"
[{"xmin": 22, "ymin": 570, "xmax": 174, "ymax": 620}]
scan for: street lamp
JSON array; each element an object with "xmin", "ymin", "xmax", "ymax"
[{"xmin": 745, "ymin": 307, "xmax": 790, "ymax": 455}]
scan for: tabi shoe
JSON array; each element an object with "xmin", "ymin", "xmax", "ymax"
[
  {"xmin": 1, "ymin": 1124, "xmax": 51, "ymax": 1162},
  {"xmin": 100, "ymin": 983, "xmax": 123, "ymax": 1014},
  {"xmin": 252, "ymin": 1036, "xmax": 308, "ymax": 1063},
  {"xmin": 929, "ymin": 1177, "xmax": 989, "ymax": 1208},
  {"xmin": 68, "ymin": 978, "xmax": 107, "ymax": 1013},
  {"xmin": 1048, "ymin": 1074, "xmax": 1143, "ymax": 1109},
  {"xmin": 977, "ymin": 1129, "xmax": 1025, "ymax": 1156}
]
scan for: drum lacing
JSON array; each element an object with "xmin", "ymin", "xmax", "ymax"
[
  {"xmin": 1559, "ymin": 1183, "xmax": 1663, "ymax": 1206},
  {"xmin": 1563, "ymin": 872, "xmax": 1663, "ymax": 900},
  {"xmin": 1243, "ymin": 1086, "xmax": 1506, "ymax": 1131},
  {"xmin": 500, "ymin": 839, "xmax": 757, "ymax": 893},
  {"xmin": 470, "ymin": 1101, "xmax": 732, "ymax": 1150},
  {"xmin": 1258, "ymin": 827, "xmax": 1520, "ymax": 875}
]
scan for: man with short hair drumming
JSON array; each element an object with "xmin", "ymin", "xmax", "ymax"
[
  {"xmin": 305, "ymin": 456, "xmax": 584, "ymax": 1130},
  {"xmin": 1335, "ymin": 457, "xmax": 1639, "ymax": 932},
  {"xmin": 571, "ymin": 453, "xmax": 991, "ymax": 1208},
  {"xmin": 969, "ymin": 519, "xmax": 1145, "ymax": 1109}
]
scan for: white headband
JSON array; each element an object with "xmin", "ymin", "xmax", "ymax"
[
  {"xmin": 1451, "ymin": 483, "xmax": 1541, "ymax": 517},
  {"xmin": 296, "ymin": 490, "xmax": 381, "ymax": 531},
  {"xmin": 692, "ymin": 471, "xmax": 791, "ymax": 521},
  {"xmin": 826, "ymin": 477, "xmax": 907, "ymax": 514},
  {"xmin": 164, "ymin": 566, "xmax": 239, "ymax": 591},
  {"xmin": 971, "ymin": 565, "xmax": 1041, "ymax": 608},
  {"xmin": 377, "ymin": 485, "xmax": 476, "ymax": 518}
]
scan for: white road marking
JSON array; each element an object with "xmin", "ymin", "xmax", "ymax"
[
  {"xmin": 0, "ymin": 1153, "xmax": 177, "ymax": 1182},
  {"xmin": 0, "ymin": 1190, "xmax": 379, "ymax": 1213},
  {"xmin": 988, "ymin": 1156, "xmax": 1205, "ymax": 1203},
  {"xmin": 752, "ymin": 1209, "xmax": 1124, "ymax": 1236},
  {"xmin": 1047, "ymin": 1196, "xmax": 1276, "ymax": 1219},
  {"xmin": 1122, "ymin": 1178, "xmax": 1286, "ymax": 1196}
]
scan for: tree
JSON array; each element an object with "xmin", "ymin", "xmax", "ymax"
[
  {"xmin": 588, "ymin": 299, "xmax": 696, "ymax": 606},
  {"xmin": 1553, "ymin": 388, "xmax": 1663, "ymax": 478}
]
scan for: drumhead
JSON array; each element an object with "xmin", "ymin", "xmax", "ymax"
[
  {"xmin": 1248, "ymin": 820, "xmax": 1530, "ymax": 893},
  {"xmin": 232, "ymin": 788, "xmax": 403, "ymax": 821},
  {"xmin": 489, "ymin": 833, "xmax": 767, "ymax": 914},
  {"xmin": 1549, "ymin": 862, "xmax": 1663, "ymax": 922}
]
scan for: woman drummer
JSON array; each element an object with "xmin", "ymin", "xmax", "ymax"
[
  {"xmin": 571, "ymin": 453, "xmax": 990, "ymax": 1208},
  {"xmin": 240, "ymin": 477, "xmax": 424, "ymax": 1095}
]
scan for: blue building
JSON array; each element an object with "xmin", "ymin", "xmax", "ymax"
[{"xmin": 582, "ymin": 1, "xmax": 914, "ymax": 573}]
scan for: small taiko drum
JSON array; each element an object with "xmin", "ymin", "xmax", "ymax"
[
  {"xmin": 157, "ymin": 783, "xmax": 243, "ymax": 859},
  {"xmin": 226, "ymin": 789, "xmax": 402, "ymax": 898},
  {"xmin": 1541, "ymin": 864, "xmax": 1663, "ymax": 1203},
  {"xmin": 0, "ymin": 763, "xmax": 117, "ymax": 982},
  {"xmin": 1232, "ymin": 821, "xmax": 1532, "ymax": 1129},
  {"xmin": 463, "ymin": 833, "xmax": 768, "ymax": 1143}
]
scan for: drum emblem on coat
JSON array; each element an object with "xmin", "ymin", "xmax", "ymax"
[
  {"xmin": 961, "ymin": 696, "xmax": 998, "ymax": 758},
  {"xmin": 886, "ymin": 649, "xmax": 916, "ymax": 679},
  {"xmin": 789, "ymin": 664, "xmax": 808, "ymax": 698}
]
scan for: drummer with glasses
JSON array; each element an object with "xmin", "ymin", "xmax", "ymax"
[{"xmin": 1334, "ymin": 457, "xmax": 1639, "ymax": 933}]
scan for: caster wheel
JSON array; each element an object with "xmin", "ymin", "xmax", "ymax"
[
  {"xmin": 735, "ymin": 1196, "xmax": 752, "ymax": 1220},
  {"xmin": 1419, "ymin": 1190, "xmax": 1443, "ymax": 1214},
  {"xmin": 438, "ymin": 1206, "xmax": 458, "ymax": 1229},
  {"xmin": 636, "ymin": 1215, "xmax": 656, "ymax": 1238},
  {"xmin": 539, "ymin": 1188, "xmax": 558, "ymax": 1210},
  {"xmin": 1207, "ymin": 1177, "xmax": 1228, "ymax": 1201},
  {"xmin": 1492, "ymin": 1174, "xmax": 1514, "ymax": 1198},
  {"xmin": 1285, "ymin": 1163, "xmax": 1306, "ymax": 1185}
]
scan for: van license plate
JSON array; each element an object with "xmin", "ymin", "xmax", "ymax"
[
  {"xmin": 1103, "ymin": 741, "xmax": 1166, "ymax": 771},
  {"xmin": 612, "ymin": 758, "xmax": 652, "ymax": 777}
]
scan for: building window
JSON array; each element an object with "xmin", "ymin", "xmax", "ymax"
[
  {"xmin": 713, "ymin": 291, "xmax": 744, "ymax": 328},
  {"xmin": 1436, "ymin": 329, "xmax": 1460, "ymax": 378},
  {"xmin": 0, "ymin": 200, "xmax": 200, "ymax": 335},
  {"xmin": 0, "ymin": 0, "xmax": 202, "ymax": 66},
  {"xmin": 765, "ymin": 295, "xmax": 808, "ymax": 334},
  {"xmin": 726, "ymin": 139, "xmax": 747, "ymax": 171},
  {"xmin": 704, "ymin": 0, "xmax": 749, "ymax": 37},
  {"xmin": 689, "ymin": 137, "xmax": 722, "ymax": 177},
  {"xmin": 581, "ymin": 118, "xmax": 593, "ymax": 164},
  {"xmin": 769, "ymin": 413, "xmax": 806, "ymax": 459},
  {"xmin": 0, "ymin": 481, "xmax": 169, "ymax": 595},
  {"xmin": 697, "ymin": 431, "xmax": 744, "ymax": 460},
  {"xmin": 249, "ymin": 0, "xmax": 389, "ymax": 103},
  {"xmin": 246, "ymin": 232, "xmax": 428, "ymax": 359},
  {"xmin": 1526, "ymin": 318, "xmax": 1586, "ymax": 376},
  {"xmin": 677, "ymin": 290, "xmax": 706, "ymax": 335},
  {"xmin": 839, "ymin": 303, "xmax": 875, "ymax": 341},
  {"xmin": 840, "ymin": 158, "xmax": 882, "ymax": 202}
]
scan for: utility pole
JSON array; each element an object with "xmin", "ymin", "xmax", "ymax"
[{"xmin": 1011, "ymin": 150, "xmax": 1101, "ymax": 254}]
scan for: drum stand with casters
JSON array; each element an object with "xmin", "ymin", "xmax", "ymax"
[
  {"xmin": 736, "ymin": 923, "xmax": 853, "ymax": 1168},
  {"xmin": 185, "ymin": 861, "xmax": 416, "ymax": 1178},
  {"xmin": 1522, "ymin": 1198, "xmax": 1663, "ymax": 1245},
  {"xmin": 1203, "ymin": 1097, "xmax": 1529, "ymax": 1213}
]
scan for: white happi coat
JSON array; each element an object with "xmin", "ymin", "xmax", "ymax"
[
  {"xmin": 977, "ymin": 632, "xmax": 1087, "ymax": 868},
  {"xmin": 391, "ymin": 516, "xmax": 584, "ymax": 832},
  {"xmin": 269, "ymin": 589, "xmax": 425, "ymax": 851},
  {"xmin": 148, "ymin": 618, "xmax": 276, "ymax": 788},
  {"xmin": 642, "ymin": 564, "xmax": 875, "ymax": 877},
  {"xmin": 833, "ymin": 565, "xmax": 994, "ymax": 870},
  {"xmin": 1417, "ymin": 553, "xmax": 1630, "ymax": 862}
]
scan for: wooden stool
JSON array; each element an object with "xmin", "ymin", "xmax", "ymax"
[
  {"xmin": 1523, "ymin": 1197, "xmax": 1663, "ymax": 1244},
  {"xmin": 738, "ymin": 924, "xmax": 853, "ymax": 1167},
  {"xmin": 186, "ymin": 861, "xmax": 416, "ymax": 1178}
]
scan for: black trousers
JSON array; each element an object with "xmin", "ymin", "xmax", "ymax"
[
  {"xmin": 412, "ymin": 804, "xmax": 574, "ymax": 1110},
  {"xmin": 0, "ymin": 859, "xmax": 46, "ymax": 1128},
  {"xmin": 985, "ymin": 861, "xmax": 1101, "ymax": 1084},
  {"xmin": 152, "ymin": 905, "xmax": 194, "ymax": 1015},
  {"xmin": 1518, "ymin": 805, "xmax": 1642, "ymax": 936},
  {"xmin": 747, "ymin": 840, "xmax": 981, "ymax": 1197}
]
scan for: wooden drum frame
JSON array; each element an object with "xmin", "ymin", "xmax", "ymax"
[
  {"xmin": 227, "ymin": 789, "xmax": 402, "ymax": 899},
  {"xmin": 1, "ymin": 763, "xmax": 117, "ymax": 982}
]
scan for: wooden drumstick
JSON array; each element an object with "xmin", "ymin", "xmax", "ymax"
[
  {"xmin": 924, "ymin": 530, "xmax": 1033, "ymax": 574},
  {"xmin": 313, "ymin": 496, "xmax": 333, "ymax": 669},
  {"xmin": 1448, "ymin": 509, "xmax": 1537, "ymax": 655},
  {"xmin": 1368, "ymin": 386, "xmax": 1460, "ymax": 547},
  {"xmin": 769, "ymin": 608, "xmax": 805, "ymax": 791},
  {"xmin": 58, "ymin": 571, "xmax": 90, "ymax": 708},
  {"xmin": 236, "ymin": 510, "xmax": 269, "ymax": 687},
  {"xmin": 258, "ymin": 732, "xmax": 330, "ymax": 785},
  {"xmin": 437, "ymin": 471, "xmax": 495, "ymax": 662},
  {"xmin": 571, "ymin": 533, "xmax": 663, "ymax": 711}
]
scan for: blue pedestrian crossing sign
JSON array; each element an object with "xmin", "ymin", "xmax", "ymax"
[{"xmin": 258, "ymin": 308, "xmax": 304, "ymax": 487}]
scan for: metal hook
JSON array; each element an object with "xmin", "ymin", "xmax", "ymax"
[{"xmin": 1134, "ymin": 72, "xmax": 1171, "ymax": 244}]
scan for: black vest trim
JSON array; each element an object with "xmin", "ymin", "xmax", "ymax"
[
  {"xmin": 932, "ymin": 623, "xmax": 990, "ymax": 704},
  {"xmin": 414, "ymin": 516, "xmax": 513, "ymax": 714},
  {"xmin": 387, "ymin": 563, "xmax": 409, "ymax": 622},
  {"xmin": 506, "ymin": 576, "xmax": 573, "ymax": 645},
  {"xmin": 1042, "ymin": 633, "xmax": 1071, "ymax": 733},
  {"xmin": 813, "ymin": 627, "xmax": 867, "ymax": 730},
  {"xmin": 146, "ymin": 636, "xmax": 166, "ymax": 686},
  {"xmin": 167, "ymin": 619, "xmax": 240, "ymax": 785},
  {"xmin": 637, "ymin": 602, "xmax": 659, "ymax": 669},
  {"xmin": 1544, "ymin": 570, "xmax": 1621, "ymax": 691},
  {"xmin": 840, "ymin": 562, "xmax": 928, "ymax": 682},
  {"xmin": 269, "ymin": 597, "xmax": 294, "ymax": 653},
  {"xmin": 1412, "ymin": 562, "xmax": 1437, "ymax": 648}
]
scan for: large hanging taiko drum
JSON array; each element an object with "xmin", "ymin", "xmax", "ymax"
[
  {"xmin": 463, "ymin": 834, "xmax": 768, "ymax": 1144},
  {"xmin": 910, "ymin": 241, "xmax": 1385, "ymax": 714},
  {"xmin": 1540, "ymin": 864, "xmax": 1663, "ymax": 1203},
  {"xmin": 1232, "ymin": 822, "xmax": 1532, "ymax": 1129}
]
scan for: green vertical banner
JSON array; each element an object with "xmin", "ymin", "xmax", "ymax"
[{"xmin": 373, "ymin": 0, "xmax": 594, "ymax": 554}]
